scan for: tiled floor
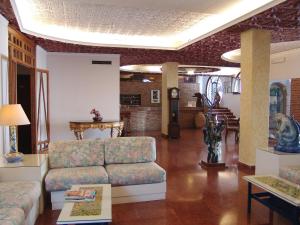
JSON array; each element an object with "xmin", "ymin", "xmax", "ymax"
[{"xmin": 36, "ymin": 129, "xmax": 289, "ymax": 225}]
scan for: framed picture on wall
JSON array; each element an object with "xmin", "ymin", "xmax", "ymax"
[{"xmin": 151, "ymin": 90, "xmax": 160, "ymax": 103}]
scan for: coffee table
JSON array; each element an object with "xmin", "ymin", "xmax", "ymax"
[
  {"xmin": 244, "ymin": 175, "xmax": 300, "ymax": 225},
  {"xmin": 57, "ymin": 184, "xmax": 112, "ymax": 225}
]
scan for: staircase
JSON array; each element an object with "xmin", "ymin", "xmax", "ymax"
[{"xmin": 209, "ymin": 107, "xmax": 239, "ymax": 126}]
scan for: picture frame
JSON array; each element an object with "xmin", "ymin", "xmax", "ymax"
[{"xmin": 151, "ymin": 90, "xmax": 160, "ymax": 104}]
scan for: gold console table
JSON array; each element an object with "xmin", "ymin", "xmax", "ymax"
[{"xmin": 69, "ymin": 121, "xmax": 124, "ymax": 140}]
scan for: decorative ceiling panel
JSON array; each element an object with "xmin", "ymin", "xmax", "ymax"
[
  {"xmin": 33, "ymin": 0, "xmax": 209, "ymax": 37},
  {"xmin": 0, "ymin": 0, "xmax": 299, "ymax": 67},
  {"xmin": 10, "ymin": 0, "xmax": 284, "ymax": 49}
]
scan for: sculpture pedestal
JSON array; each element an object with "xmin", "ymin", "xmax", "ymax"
[
  {"xmin": 200, "ymin": 160, "xmax": 226, "ymax": 169},
  {"xmin": 255, "ymin": 148, "xmax": 300, "ymax": 175}
]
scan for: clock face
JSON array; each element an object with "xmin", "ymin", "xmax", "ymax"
[{"xmin": 171, "ymin": 89, "xmax": 178, "ymax": 98}]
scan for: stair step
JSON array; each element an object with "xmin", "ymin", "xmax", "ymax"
[
  {"xmin": 216, "ymin": 115, "xmax": 236, "ymax": 119},
  {"xmin": 211, "ymin": 112, "xmax": 233, "ymax": 115},
  {"xmin": 210, "ymin": 109, "xmax": 230, "ymax": 112},
  {"xmin": 208, "ymin": 107, "xmax": 238, "ymax": 125}
]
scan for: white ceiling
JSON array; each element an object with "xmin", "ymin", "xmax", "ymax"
[
  {"xmin": 221, "ymin": 40, "xmax": 300, "ymax": 63},
  {"xmin": 11, "ymin": 0, "xmax": 285, "ymax": 49},
  {"xmin": 120, "ymin": 64, "xmax": 240, "ymax": 76}
]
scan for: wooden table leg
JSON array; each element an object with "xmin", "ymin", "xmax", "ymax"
[
  {"xmin": 292, "ymin": 207, "xmax": 300, "ymax": 225},
  {"xmin": 74, "ymin": 131, "xmax": 83, "ymax": 140},
  {"xmin": 248, "ymin": 182, "xmax": 252, "ymax": 214},
  {"xmin": 110, "ymin": 127, "xmax": 113, "ymax": 137}
]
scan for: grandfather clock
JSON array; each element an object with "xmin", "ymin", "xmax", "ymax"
[{"xmin": 168, "ymin": 87, "xmax": 180, "ymax": 138}]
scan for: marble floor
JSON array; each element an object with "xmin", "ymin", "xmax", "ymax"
[{"xmin": 36, "ymin": 129, "xmax": 290, "ymax": 225}]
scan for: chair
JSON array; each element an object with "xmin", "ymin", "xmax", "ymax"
[{"xmin": 224, "ymin": 115, "xmax": 240, "ymax": 143}]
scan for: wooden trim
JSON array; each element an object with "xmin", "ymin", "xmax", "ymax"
[
  {"xmin": 8, "ymin": 60, "xmax": 17, "ymax": 104},
  {"xmin": 36, "ymin": 69, "xmax": 50, "ymax": 152},
  {"xmin": 8, "ymin": 26, "xmax": 38, "ymax": 153},
  {"xmin": 238, "ymin": 161, "xmax": 255, "ymax": 174},
  {"xmin": 161, "ymin": 133, "xmax": 168, "ymax": 138},
  {"xmin": 30, "ymin": 67, "xmax": 37, "ymax": 153},
  {"xmin": 36, "ymin": 68, "xmax": 49, "ymax": 73},
  {"xmin": 8, "ymin": 26, "xmax": 35, "ymax": 47},
  {"xmin": 8, "ymin": 26, "xmax": 36, "ymax": 68}
]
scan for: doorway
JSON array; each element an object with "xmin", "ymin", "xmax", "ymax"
[{"xmin": 17, "ymin": 64, "xmax": 33, "ymax": 154}]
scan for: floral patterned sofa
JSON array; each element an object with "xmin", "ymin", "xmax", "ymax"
[
  {"xmin": 0, "ymin": 181, "xmax": 41, "ymax": 225},
  {"xmin": 45, "ymin": 137, "xmax": 166, "ymax": 210}
]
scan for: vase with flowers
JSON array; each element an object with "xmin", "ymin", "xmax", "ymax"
[{"xmin": 90, "ymin": 108, "xmax": 103, "ymax": 122}]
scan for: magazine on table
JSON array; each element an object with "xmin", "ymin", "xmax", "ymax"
[{"xmin": 64, "ymin": 189, "xmax": 96, "ymax": 202}]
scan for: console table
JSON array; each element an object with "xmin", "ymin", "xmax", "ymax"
[
  {"xmin": 244, "ymin": 175, "xmax": 300, "ymax": 225},
  {"xmin": 69, "ymin": 121, "xmax": 124, "ymax": 140}
]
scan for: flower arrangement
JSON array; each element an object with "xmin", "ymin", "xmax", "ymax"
[{"xmin": 90, "ymin": 108, "xmax": 103, "ymax": 122}]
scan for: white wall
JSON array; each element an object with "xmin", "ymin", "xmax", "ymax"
[
  {"xmin": 48, "ymin": 53, "xmax": 120, "ymax": 141},
  {"xmin": 36, "ymin": 45, "xmax": 48, "ymax": 69},
  {"xmin": 0, "ymin": 15, "xmax": 9, "ymax": 155},
  {"xmin": 270, "ymin": 48, "xmax": 300, "ymax": 80},
  {"xmin": 220, "ymin": 93, "xmax": 240, "ymax": 117},
  {"xmin": 0, "ymin": 14, "xmax": 8, "ymax": 57}
]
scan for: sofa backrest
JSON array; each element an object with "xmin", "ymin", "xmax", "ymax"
[
  {"xmin": 104, "ymin": 137, "xmax": 156, "ymax": 164},
  {"xmin": 48, "ymin": 139, "xmax": 105, "ymax": 168}
]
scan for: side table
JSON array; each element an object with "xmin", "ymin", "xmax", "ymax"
[{"xmin": 0, "ymin": 154, "xmax": 48, "ymax": 214}]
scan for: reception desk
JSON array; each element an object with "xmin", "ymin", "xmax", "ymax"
[{"xmin": 121, "ymin": 106, "xmax": 203, "ymax": 132}]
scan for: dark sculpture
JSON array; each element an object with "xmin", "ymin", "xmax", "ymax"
[
  {"xmin": 193, "ymin": 92, "xmax": 203, "ymax": 108},
  {"xmin": 274, "ymin": 113, "xmax": 300, "ymax": 153},
  {"xmin": 213, "ymin": 92, "xmax": 221, "ymax": 108},
  {"xmin": 203, "ymin": 114, "xmax": 225, "ymax": 163}
]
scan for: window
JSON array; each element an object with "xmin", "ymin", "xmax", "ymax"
[{"xmin": 206, "ymin": 76, "xmax": 223, "ymax": 103}]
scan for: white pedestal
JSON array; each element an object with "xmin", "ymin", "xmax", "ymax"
[{"xmin": 255, "ymin": 148, "xmax": 300, "ymax": 175}]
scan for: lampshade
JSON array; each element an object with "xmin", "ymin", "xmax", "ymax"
[{"xmin": 0, "ymin": 104, "xmax": 30, "ymax": 126}]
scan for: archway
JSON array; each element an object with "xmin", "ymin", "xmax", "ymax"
[{"xmin": 269, "ymin": 82, "xmax": 287, "ymax": 132}]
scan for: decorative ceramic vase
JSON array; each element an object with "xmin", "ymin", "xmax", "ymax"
[
  {"xmin": 203, "ymin": 114, "xmax": 225, "ymax": 163},
  {"xmin": 93, "ymin": 117, "xmax": 103, "ymax": 122},
  {"xmin": 195, "ymin": 112, "xmax": 206, "ymax": 128}
]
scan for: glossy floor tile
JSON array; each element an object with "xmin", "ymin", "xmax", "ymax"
[{"xmin": 36, "ymin": 129, "xmax": 290, "ymax": 225}]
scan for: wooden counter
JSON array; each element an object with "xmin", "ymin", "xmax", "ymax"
[{"xmin": 121, "ymin": 106, "xmax": 204, "ymax": 131}]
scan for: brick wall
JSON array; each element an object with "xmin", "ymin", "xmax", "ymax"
[
  {"xmin": 120, "ymin": 81, "xmax": 162, "ymax": 107},
  {"xmin": 120, "ymin": 76, "xmax": 200, "ymax": 107},
  {"xmin": 291, "ymin": 78, "xmax": 300, "ymax": 121},
  {"xmin": 178, "ymin": 79, "xmax": 200, "ymax": 107}
]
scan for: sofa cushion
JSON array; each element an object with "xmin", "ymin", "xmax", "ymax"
[
  {"xmin": 0, "ymin": 208, "xmax": 25, "ymax": 225},
  {"xmin": 279, "ymin": 166, "xmax": 300, "ymax": 185},
  {"xmin": 105, "ymin": 137, "xmax": 156, "ymax": 164},
  {"xmin": 0, "ymin": 181, "xmax": 41, "ymax": 216},
  {"xmin": 45, "ymin": 166, "xmax": 109, "ymax": 191},
  {"xmin": 106, "ymin": 162, "xmax": 166, "ymax": 186},
  {"xmin": 49, "ymin": 139, "xmax": 105, "ymax": 168}
]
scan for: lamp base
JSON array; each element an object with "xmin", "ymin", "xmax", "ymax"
[{"xmin": 5, "ymin": 152, "xmax": 24, "ymax": 163}]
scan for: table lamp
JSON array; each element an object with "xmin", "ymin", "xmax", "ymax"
[{"xmin": 0, "ymin": 104, "xmax": 30, "ymax": 162}]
